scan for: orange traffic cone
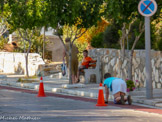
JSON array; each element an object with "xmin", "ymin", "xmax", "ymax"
[
  {"xmin": 96, "ymin": 83, "xmax": 107, "ymax": 106},
  {"xmin": 37, "ymin": 77, "xmax": 46, "ymax": 97}
]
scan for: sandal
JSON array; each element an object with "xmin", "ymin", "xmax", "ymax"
[
  {"xmin": 105, "ymin": 101, "xmax": 108, "ymax": 104},
  {"xmin": 127, "ymin": 95, "xmax": 132, "ymax": 105},
  {"xmin": 120, "ymin": 95, "xmax": 125, "ymax": 105},
  {"xmin": 76, "ymin": 79, "xmax": 80, "ymax": 83}
]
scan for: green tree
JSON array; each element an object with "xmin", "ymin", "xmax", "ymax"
[
  {"xmin": 152, "ymin": 12, "xmax": 162, "ymax": 51},
  {"xmin": 15, "ymin": 28, "xmax": 48, "ymax": 55},
  {"xmin": 0, "ymin": 0, "xmax": 10, "ymax": 38},
  {"xmin": 6, "ymin": 0, "xmax": 48, "ymax": 77},
  {"xmin": 47, "ymin": 0, "xmax": 106, "ymax": 84},
  {"xmin": 0, "ymin": 0, "xmax": 5, "ymax": 12},
  {"xmin": 103, "ymin": 24, "xmax": 120, "ymax": 48},
  {"xmin": 0, "ymin": 17, "xmax": 8, "ymax": 37},
  {"xmin": 105, "ymin": 0, "xmax": 161, "ymax": 80},
  {"xmin": 0, "ymin": 1, "xmax": 10, "ymax": 53}
]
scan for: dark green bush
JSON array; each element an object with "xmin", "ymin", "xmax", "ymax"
[
  {"xmin": 91, "ymin": 32, "xmax": 104, "ymax": 48},
  {"xmin": 91, "ymin": 24, "xmax": 121, "ymax": 48},
  {"xmin": 103, "ymin": 24, "xmax": 120, "ymax": 48}
]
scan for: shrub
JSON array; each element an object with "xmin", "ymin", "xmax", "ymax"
[
  {"xmin": 126, "ymin": 79, "xmax": 135, "ymax": 92},
  {"xmin": 103, "ymin": 24, "xmax": 120, "ymax": 48},
  {"xmin": 0, "ymin": 36, "xmax": 8, "ymax": 50},
  {"xmin": 91, "ymin": 32, "xmax": 104, "ymax": 48}
]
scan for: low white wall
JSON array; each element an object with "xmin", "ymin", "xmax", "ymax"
[{"xmin": 0, "ymin": 52, "xmax": 45, "ymax": 76}]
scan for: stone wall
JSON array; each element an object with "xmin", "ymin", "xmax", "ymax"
[
  {"xmin": 88, "ymin": 49, "xmax": 162, "ymax": 88},
  {"xmin": 0, "ymin": 52, "xmax": 45, "ymax": 76}
]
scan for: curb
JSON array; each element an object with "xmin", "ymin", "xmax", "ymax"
[
  {"xmin": 0, "ymin": 80, "xmax": 114, "ymax": 100},
  {"xmin": 61, "ymin": 84, "xmax": 85, "ymax": 89}
]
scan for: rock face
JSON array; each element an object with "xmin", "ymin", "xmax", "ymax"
[
  {"xmin": 0, "ymin": 52, "xmax": 45, "ymax": 76},
  {"xmin": 88, "ymin": 49, "xmax": 162, "ymax": 89}
]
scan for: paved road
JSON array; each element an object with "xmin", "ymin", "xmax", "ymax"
[{"xmin": 1, "ymin": 88, "xmax": 162, "ymax": 122}]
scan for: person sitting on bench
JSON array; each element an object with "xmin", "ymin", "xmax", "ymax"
[{"xmin": 76, "ymin": 50, "xmax": 96, "ymax": 83}]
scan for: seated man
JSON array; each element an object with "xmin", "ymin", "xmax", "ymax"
[
  {"xmin": 77, "ymin": 50, "xmax": 96, "ymax": 83},
  {"xmin": 103, "ymin": 73, "xmax": 132, "ymax": 105}
]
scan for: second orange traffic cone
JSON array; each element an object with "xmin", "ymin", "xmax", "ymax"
[
  {"xmin": 96, "ymin": 83, "xmax": 107, "ymax": 106},
  {"xmin": 37, "ymin": 77, "xmax": 46, "ymax": 97}
]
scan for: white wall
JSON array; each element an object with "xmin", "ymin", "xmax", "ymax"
[{"xmin": 0, "ymin": 52, "xmax": 45, "ymax": 76}]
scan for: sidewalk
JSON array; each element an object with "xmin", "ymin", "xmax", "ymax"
[{"xmin": 0, "ymin": 75, "xmax": 162, "ymax": 108}]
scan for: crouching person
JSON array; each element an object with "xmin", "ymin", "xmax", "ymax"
[{"xmin": 103, "ymin": 73, "xmax": 132, "ymax": 105}]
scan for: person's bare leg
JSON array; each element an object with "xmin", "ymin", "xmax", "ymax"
[
  {"xmin": 114, "ymin": 92, "xmax": 121, "ymax": 102},
  {"xmin": 105, "ymin": 85, "xmax": 109, "ymax": 102},
  {"xmin": 120, "ymin": 92, "xmax": 127, "ymax": 101},
  {"xmin": 72, "ymin": 74, "xmax": 75, "ymax": 84},
  {"xmin": 76, "ymin": 66, "xmax": 83, "ymax": 82},
  {"xmin": 74, "ymin": 75, "xmax": 78, "ymax": 83}
]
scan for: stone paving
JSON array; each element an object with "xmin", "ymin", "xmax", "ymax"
[{"xmin": 0, "ymin": 75, "xmax": 162, "ymax": 108}]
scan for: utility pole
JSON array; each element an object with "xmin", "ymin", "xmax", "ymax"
[{"xmin": 145, "ymin": 16, "xmax": 152, "ymax": 99}]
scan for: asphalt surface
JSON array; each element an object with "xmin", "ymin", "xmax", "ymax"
[{"xmin": 1, "ymin": 85, "xmax": 162, "ymax": 122}]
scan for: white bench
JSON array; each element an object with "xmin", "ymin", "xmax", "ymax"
[{"xmin": 83, "ymin": 57, "xmax": 101, "ymax": 84}]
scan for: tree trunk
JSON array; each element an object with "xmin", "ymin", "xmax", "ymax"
[
  {"xmin": 68, "ymin": 43, "xmax": 72, "ymax": 84},
  {"xmin": 23, "ymin": 40, "xmax": 26, "ymax": 53},
  {"xmin": 25, "ymin": 41, "xmax": 32, "ymax": 77},
  {"xmin": 122, "ymin": 40, "xmax": 125, "ymax": 60},
  {"xmin": 128, "ymin": 23, "xmax": 144, "ymax": 80},
  {"xmin": 43, "ymin": 26, "xmax": 45, "ymax": 60},
  {"xmin": 25, "ymin": 54, "xmax": 29, "ymax": 77},
  {"xmin": 128, "ymin": 50, "xmax": 133, "ymax": 80},
  {"xmin": 119, "ymin": 24, "xmax": 126, "ymax": 79}
]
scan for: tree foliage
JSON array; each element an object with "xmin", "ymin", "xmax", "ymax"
[
  {"xmin": 6, "ymin": 0, "xmax": 49, "ymax": 77},
  {"xmin": 0, "ymin": 1, "xmax": 10, "ymax": 38},
  {"xmin": 105, "ymin": 0, "xmax": 162, "ymax": 50},
  {"xmin": 103, "ymin": 24, "xmax": 120, "ymax": 48},
  {"xmin": 152, "ymin": 11, "xmax": 162, "ymax": 51},
  {"xmin": 15, "ymin": 28, "xmax": 48, "ymax": 54},
  {"xmin": 0, "ymin": 0, "xmax": 5, "ymax": 13},
  {"xmin": 7, "ymin": 0, "xmax": 48, "ymax": 30},
  {"xmin": 46, "ymin": 0, "xmax": 106, "ymax": 84},
  {"xmin": 63, "ymin": 18, "xmax": 109, "ymax": 60},
  {"xmin": 47, "ymin": 0, "xmax": 105, "ymax": 28},
  {"xmin": 105, "ymin": 0, "xmax": 139, "ymax": 25},
  {"xmin": 0, "ymin": 36, "xmax": 8, "ymax": 50},
  {"xmin": 77, "ymin": 18, "xmax": 109, "ymax": 44},
  {"xmin": 91, "ymin": 32, "xmax": 104, "ymax": 48},
  {"xmin": 0, "ymin": 16, "xmax": 8, "ymax": 37}
]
